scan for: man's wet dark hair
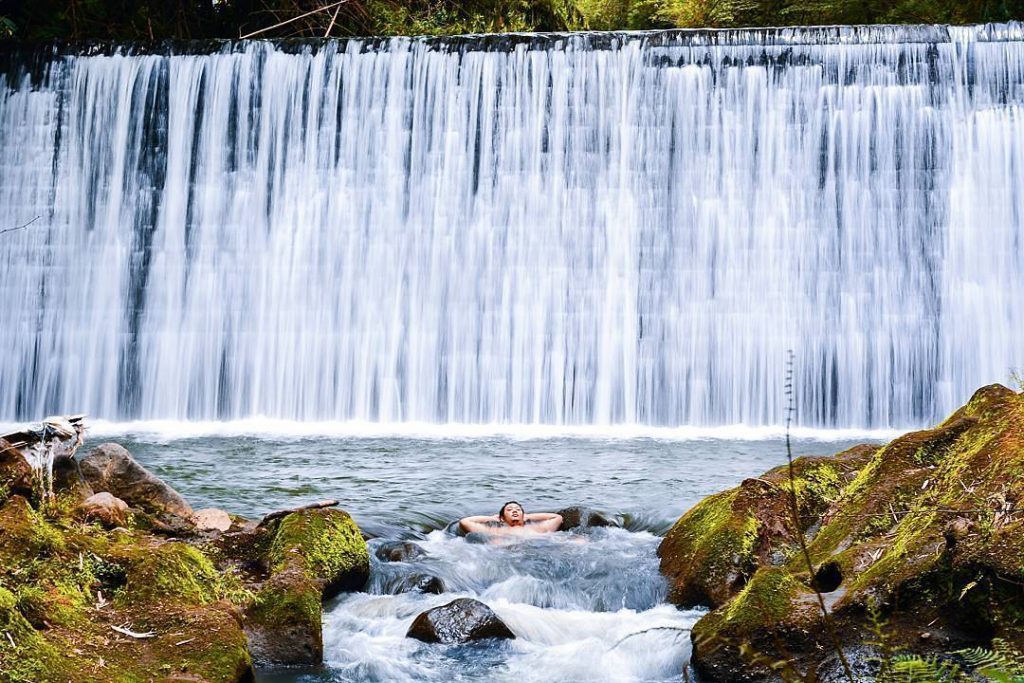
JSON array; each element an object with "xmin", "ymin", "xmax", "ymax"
[{"xmin": 498, "ymin": 501, "xmax": 524, "ymax": 519}]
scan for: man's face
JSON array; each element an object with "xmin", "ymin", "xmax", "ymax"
[{"xmin": 501, "ymin": 504, "xmax": 524, "ymax": 526}]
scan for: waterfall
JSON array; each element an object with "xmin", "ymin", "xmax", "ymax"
[{"xmin": 1, "ymin": 24, "xmax": 1023, "ymax": 427}]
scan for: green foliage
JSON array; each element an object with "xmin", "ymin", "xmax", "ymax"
[
  {"xmin": 0, "ymin": 15, "xmax": 15, "ymax": 38},
  {"xmin": 7, "ymin": 0, "xmax": 1023, "ymax": 41},
  {"xmin": 879, "ymin": 654, "xmax": 965, "ymax": 683},
  {"xmin": 960, "ymin": 639, "xmax": 1024, "ymax": 682}
]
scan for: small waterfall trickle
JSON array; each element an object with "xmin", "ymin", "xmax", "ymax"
[{"xmin": 1, "ymin": 24, "xmax": 1023, "ymax": 427}]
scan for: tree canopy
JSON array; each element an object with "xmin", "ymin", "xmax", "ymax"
[{"xmin": 1, "ymin": 0, "xmax": 1022, "ymax": 41}]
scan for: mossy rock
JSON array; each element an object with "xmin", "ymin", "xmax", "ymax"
[
  {"xmin": 118, "ymin": 540, "xmax": 223, "ymax": 605},
  {"xmin": 0, "ymin": 493, "xmax": 255, "ymax": 682},
  {"xmin": 675, "ymin": 385, "xmax": 1024, "ymax": 681},
  {"xmin": 659, "ymin": 445, "xmax": 875, "ymax": 608},
  {"xmin": 690, "ymin": 567, "xmax": 820, "ymax": 682},
  {"xmin": 267, "ymin": 507, "xmax": 370, "ymax": 597},
  {"xmin": 244, "ymin": 507, "xmax": 369, "ymax": 665},
  {"xmin": 246, "ymin": 567, "xmax": 324, "ymax": 665}
]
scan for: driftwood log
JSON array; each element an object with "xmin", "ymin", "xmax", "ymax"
[
  {"xmin": 1, "ymin": 414, "xmax": 86, "ymax": 450},
  {"xmin": 258, "ymin": 499, "xmax": 340, "ymax": 528}
]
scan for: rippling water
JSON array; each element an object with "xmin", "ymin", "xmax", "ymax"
[{"xmin": 102, "ymin": 431, "xmax": 874, "ymax": 682}]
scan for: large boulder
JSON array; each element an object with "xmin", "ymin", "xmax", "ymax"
[
  {"xmin": 244, "ymin": 508, "xmax": 369, "ymax": 665},
  {"xmin": 406, "ymin": 598, "xmax": 516, "ymax": 644},
  {"xmin": 658, "ymin": 444, "xmax": 877, "ymax": 608},
  {"xmin": 79, "ymin": 443, "xmax": 192, "ymax": 518},
  {"xmin": 665, "ymin": 384, "xmax": 1024, "ymax": 681}
]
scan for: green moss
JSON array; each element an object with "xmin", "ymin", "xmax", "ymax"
[
  {"xmin": 119, "ymin": 542, "xmax": 222, "ymax": 606},
  {"xmin": 268, "ymin": 509, "xmax": 369, "ymax": 586},
  {"xmin": 248, "ymin": 571, "xmax": 321, "ymax": 627},
  {"xmin": 0, "ymin": 496, "xmax": 66, "ymax": 566},
  {"xmin": 723, "ymin": 567, "xmax": 804, "ymax": 629},
  {"xmin": 0, "ymin": 586, "xmax": 69, "ymax": 683},
  {"xmin": 659, "ymin": 488, "xmax": 762, "ymax": 605}
]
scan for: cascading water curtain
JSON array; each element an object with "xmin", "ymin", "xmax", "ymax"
[{"xmin": 1, "ymin": 25, "xmax": 1022, "ymax": 427}]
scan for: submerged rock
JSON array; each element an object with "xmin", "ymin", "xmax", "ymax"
[
  {"xmin": 663, "ymin": 384, "xmax": 1024, "ymax": 681},
  {"xmin": 79, "ymin": 443, "xmax": 193, "ymax": 518},
  {"xmin": 407, "ymin": 598, "xmax": 516, "ymax": 644},
  {"xmin": 397, "ymin": 573, "xmax": 446, "ymax": 594},
  {"xmin": 557, "ymin": 505, "xmax": 618, "ymax": 531},
  {"xmin": 375, "ymin": 540, "xmax": 427, "ymax": 562},
  {"xmin": 79, "ymin": 491, "xmax": 129, "ymax": 527}
]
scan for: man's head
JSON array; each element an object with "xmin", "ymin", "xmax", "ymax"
[{"xmin": 498, "ymin": 501, "xmax": 525, "ymax": 526}]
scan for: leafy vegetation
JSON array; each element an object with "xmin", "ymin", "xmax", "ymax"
[{"xmin": 1, "ymin": 0, "xmax": 1022, "ymax": 42}]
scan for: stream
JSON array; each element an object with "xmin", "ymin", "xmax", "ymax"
[{"xmin": 96, "ymin": 426, "xmax": 880, "ymax": 682}]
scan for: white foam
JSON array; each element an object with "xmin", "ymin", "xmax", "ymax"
[{"xmin": 63, "ymin": 418, "xmax": 901, "ymax": 442}]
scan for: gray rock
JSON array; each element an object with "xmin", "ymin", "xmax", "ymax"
[
  {"xmin": 407, "ymin": 598, "xmax": 515, "ymax": 644},
  {"xmin": 79, "ymin": 443, "xmax": 193, "ymax": 518}
]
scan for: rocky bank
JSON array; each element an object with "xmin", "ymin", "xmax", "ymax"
[
  {"xmin": 0, "ymin": 439, "xmax": 369, "ymax": 682},
  {"xmin": 659, "ymin": 384, "xmax": 1024, "ymax": 681}
]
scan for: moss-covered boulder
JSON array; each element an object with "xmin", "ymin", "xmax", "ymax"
[
  {"xmin": 0, "ymin": 491, "xmax": 254, "ymax": 682},
  {"xmin": 667, "ymin": 385, "xmax": 1024, "ymax": 681},
  {"xmin": 243, "ymin": 508, "xmax": 369, "ymax": 665},
  {"xmin": 659, "ymin": 444, "xmax": 876, "ymax": 608}
]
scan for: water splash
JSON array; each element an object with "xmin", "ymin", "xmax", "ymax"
[
  {"xmin": 1, "ymin": 24, "xmax": 1023, "ymax": 427},
  {"xmin": 320, "ymin": 529, "xmax": 701, "ymax": 682}
]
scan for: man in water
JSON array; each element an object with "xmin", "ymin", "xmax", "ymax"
[{"xmin": 458, "ymin": 501, "xmax": 563, "ymax": 536}]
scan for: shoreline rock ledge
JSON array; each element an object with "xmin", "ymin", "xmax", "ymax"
[
  {"xmin": 0, "ymin": 439, "xmax": 369, "ymax": 681},
  {"xmin": 658, "ymin": 384, "xmax": 1024, "ymax": 682}
]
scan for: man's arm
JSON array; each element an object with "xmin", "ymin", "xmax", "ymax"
[
  {"xmin": 525, "ymin": 512, "xmax": 563, "ymax": 532},
  {"xmin": 459, "ymin": 515, "xmax": 498, "ymax": 534}
]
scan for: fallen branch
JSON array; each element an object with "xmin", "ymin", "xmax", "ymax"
[
  {"xmin": 258, "ymin": 499, "xmax": 339, "ymax": 527},
  {"xmin": 0, "ymin": 215, "xmax": 40, "ymax": 236},
  {"xmin": 609, "ymin": 626, "xmax": 688, "ymax": 650},
  {"xmin": 175, "ymin": 638, "xmax": 195, "ymax": 646},
  {"xmin": 240, "ymin": 1, "xmax": 348, "ymax": 39},
  {"xmin": 110, "ymin": 625, "xmax": 156, "ymax": 639}
]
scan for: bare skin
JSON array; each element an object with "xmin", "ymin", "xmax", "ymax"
[{"xmin": 459, "ymin": 503, "xmax": 563, "ymax": 537}]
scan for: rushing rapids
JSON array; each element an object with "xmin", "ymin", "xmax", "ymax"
[{"xmin": 1, "ymin": 24, "xmax": 1023, "ymax": 427}]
